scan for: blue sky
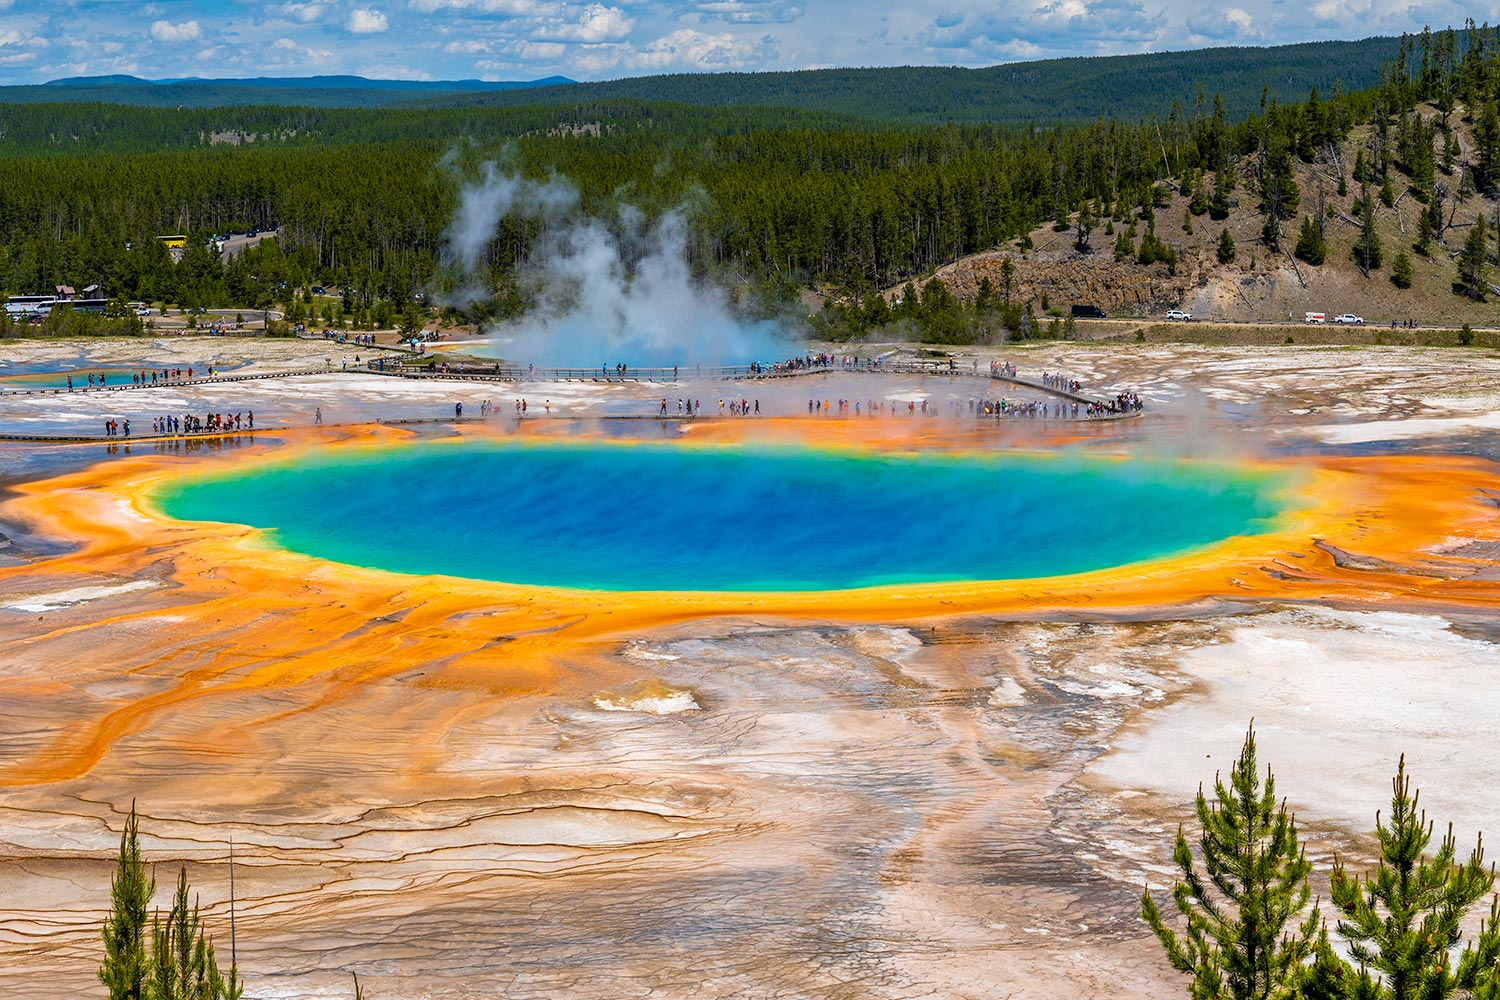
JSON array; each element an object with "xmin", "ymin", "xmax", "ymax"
[{"xmin": 0, "ymin": 0, "xmax": 1487, "ymax": 85}]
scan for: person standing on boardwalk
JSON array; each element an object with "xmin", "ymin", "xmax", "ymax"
[{"xmin": 315, "ymin": 407, "xmax": 323, "ymax": 425}]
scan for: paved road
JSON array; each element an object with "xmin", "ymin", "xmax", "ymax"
[{"xmin": 218, "ymin": 229, "xmax": 281, "ymax": 264}]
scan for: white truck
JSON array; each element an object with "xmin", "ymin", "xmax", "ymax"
[{"xmin": 1333, "ymin": 313, "xmax": 1365, "ymax": 325}]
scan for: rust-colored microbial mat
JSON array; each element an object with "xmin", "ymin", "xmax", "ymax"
[{"xmin": 1, "ymin": 416, "xmax": 1497, "ymax": 999}]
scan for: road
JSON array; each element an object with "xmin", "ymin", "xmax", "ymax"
[{"xmin": 218, "ymin": 229, "xmax": 281, "ymax": 264}]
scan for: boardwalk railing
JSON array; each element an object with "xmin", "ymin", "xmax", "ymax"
[
  {"xmin": 0, "ymin": 357, "xmax": 1141, "ymax": 434},
  {"xmin": 362, "ymin": 357, "xmax": 1133, "ymax": 412},
  {"xmin": 0, "ymin": 366, "xmax": 336, "ymax": 397}
]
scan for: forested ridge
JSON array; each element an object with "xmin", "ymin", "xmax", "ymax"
[
  {"xmin": 0, "ymin": 100, "xmax": 866, "ymax": 155},
  {"xmin": 402, "ymin": 37, "xmax": 1405, "ymax": 125},
  {"xmin": 2, "ymin": 26, "xmax": 1499, "ymax": 335},
  {"xmin": 0, "ymin": 74, "xmax": 572, "ymax": 111},
  {"xmin": 0, "ymin": 37, "xmax": 1402, "ymax": 124}
]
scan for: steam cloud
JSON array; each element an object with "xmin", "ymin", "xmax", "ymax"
[
  {"xmin": 443, "ymin": 161, "xmax": 579, "ymax": 306},
  {"xmin": 441, "ymin": 163, "xmax": 790, "ymax": 367}
]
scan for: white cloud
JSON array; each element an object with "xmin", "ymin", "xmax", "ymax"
[
  {"xmin": 360, "ymin": 62, "xmax": 434, "ymax": 79},
  {"xmin": 408, "ymin": 0, "xmax": 560, "ymax": 13},
  {"xmin": 276, "ymin": 1, "xmax": 331, "ymax": 23},
  {"xmin": 509, "ymin": 39, "xmax": 567, "ymax": 59},
  {"xmin": 348, "ymin": 7, "xmax": 390, "ymax": 32},
  {"xmin": 270, "ymin": 36, "xmax": 334, "ymax": 59},
  {"xmin": 916, "ymin": 0, "xmax": 1167, "ymax": 59},
  {"xmin": 690, "ymin": 0, "xmax": 803, "ymax": 24},
  {"xmin": 149, "ymin": 19, "xmax": 201, "ymax": 43},
  {"xmin": 532, "ymin": 3, "xmax": 634, "ymax": 42},
  {"xmin": 1186, "ymin": 5, "xmax": 1258, "ymax": 38},
  {"xmin": 614, "ymin": 28, "xmax": 777, "ymax": 69}
]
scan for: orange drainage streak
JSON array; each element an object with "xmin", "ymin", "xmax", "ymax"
[{"xmin": 0, "ymin": 421, "xmax": 1497, "ymax": 785}]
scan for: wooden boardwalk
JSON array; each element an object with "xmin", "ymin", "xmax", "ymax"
[{"xmin": 0, "ymin": 358, "xmax": 1140, "ymax": 443}]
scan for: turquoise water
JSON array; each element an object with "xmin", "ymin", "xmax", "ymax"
[
  {"xmin": 1, "ymin": 368, "xmax": 152, "ymax": 391},
  {"xmin": 153, "ymin": 441, "xmax": 1288, "ymax": 591}
]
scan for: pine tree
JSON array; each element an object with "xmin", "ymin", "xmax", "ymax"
[
  {"xmin": 101, "ymin": 809, "xmax": 242, "ymax": 1000},
  {"xmin": 1353, "ymin": 185, "xmax": 1383, "ymax": 273},
  {"xmin": 1295, "ymin": 216, "xmax": 1326, "ymax": 266},
  {"xmin": 1391, "ymin": 250, "xmax": 1413, "ymax": 288},
  {"xmin": 1075, "ymin": 202, "xmax": 1096, "ymax": 251},
  {"xmin": 147, "ymin": 864, "xmax": 240, "ymax": 1000},
  {"xmin": 1142, "ymin": 724, "xmax": 1320, "ymax": 1000},
  {"xmin": 1326, "ymin": 756, "xmax": 1500, "ymax": 1000},
  {"xmin": 1416, "ymin": 210, "xmax": 1435, "ymax": 256},
  {"xmin": 101, "ymin": 802, "xmax": 155, "ymax": 1000},
  {"xmin": 1211, "ymin": 168, "xmax": 1234, "ymax": 220},
  {"xmin": 1458, "ymin": 215, "xmax": 1489, "ymax": 299},
  {"xmin": 1218, "ymin": 228, "xmax": 1237, "ymax": 264},
  {"xmin": 1298, "ymin": 927, "xmax": 1357, "ymax": 1000},
  {"xmin": 1477, "ymin": 101, "xmax": 1500, "ymax": 192}
]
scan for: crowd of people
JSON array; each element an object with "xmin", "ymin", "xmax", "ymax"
[
  {"xmin": 466, "ymin": 399, "xmax": 562, "ymax": 417},
  {"xmin": 55, "ymin": 350, "xmax": 1148, "ymax": 441},
  {"xmin": 1038, "ymin": 371, "xmax": 1084, "ymax": 394},
  {"xmin": 321, "ymin": 330, "xmax": 380, "ymax": 347},
  {"xmin": 768, "ymin": 353, "xmax": 852, "ymax": 374},
  {"xmin": 147, "ymin": 411, "xmax": 254, "ymax": 435}
]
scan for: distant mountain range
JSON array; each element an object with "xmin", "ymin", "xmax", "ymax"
[
  {"xmin": 0, "ymin": 36, "xmax": 1406, "ymax": 123},
  {"xmin": 4, "ymin": 74, "xmax": 574, "ymax": 109}
]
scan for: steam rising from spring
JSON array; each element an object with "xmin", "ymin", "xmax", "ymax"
[
  {"xmin": 443, "ymin": 161, "xmax": 579, "ymax": 306},
  {"xmin": 442, "ymin": 163, "xmax": 789, "ymax": 367}
]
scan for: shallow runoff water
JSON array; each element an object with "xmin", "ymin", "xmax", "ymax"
[{"xmin": 153, "ymin": 439, "xmax": 1289, "ymax": 592}]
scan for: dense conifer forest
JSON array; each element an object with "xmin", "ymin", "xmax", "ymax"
[
  {"xmin": 398, "ymin": 37, "xmax": 1405, "ymax": 124},
  {"xmin": 2, "ymin": 26, "xmax": 1498, "ymax": 339},
  {"xmin": 0, "ymin": 38, "xmax": 1401, "ymax": 123}
]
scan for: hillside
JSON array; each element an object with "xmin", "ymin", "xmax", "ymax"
[
  {"xmin": 6, "ymin": 27, "xmax": 1500, "ymax": 339},
  {"xmin": 911, "ymin": 105, "xmax": 1500, "ymax": 328},
  {"xmin": 401, "ymin": 38, "xmax": 1405, "ymax": 124},
  {"xmin": 0, "ymin": 75, "xmax": 572, "ymax": 109},
  {"xmin": 0, "ymin": 38, "xmax": 1402, "ymax": 124}
]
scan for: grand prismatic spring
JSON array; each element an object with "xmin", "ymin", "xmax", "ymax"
[
  {"xmin": 152, "ymin": 441, "xmax": 1289, "ymax": 591},
  {"xmin": 1, "ymin": 337, "xmax": 1500, "ymax": 999}
]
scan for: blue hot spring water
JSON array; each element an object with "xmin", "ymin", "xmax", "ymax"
[{"xmin": 153, "ymin": 440, "xmax": 1289, "ymax": 591}]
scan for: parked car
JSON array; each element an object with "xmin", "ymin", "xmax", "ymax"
[
  {"xmin": 1333, "ymin": 313, "xmax": 1365, "ymax": 325},
  {"xmin": 1165, "ymin": 309, "xmax": 1192, "ymax": 321},
  {"xmin": 1071, "ymin": 304, "xmax": 1107, "ymax": 318}
]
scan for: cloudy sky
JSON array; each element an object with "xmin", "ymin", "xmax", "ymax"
[{"xmin": 0, "ymin": 0, "xmax": 1487, "ymax": 85}]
